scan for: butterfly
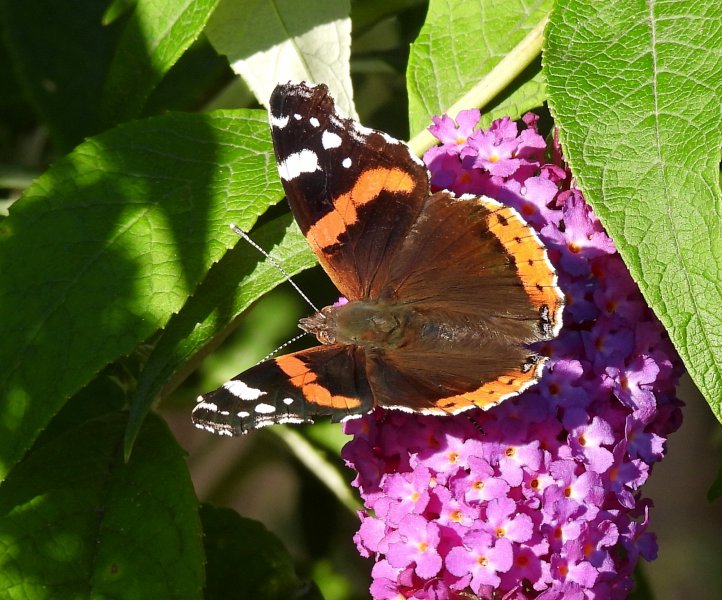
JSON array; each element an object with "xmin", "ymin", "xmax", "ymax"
[{"xmin": 192, "ymin": 82, "xmax": 564, "ymax": 436}]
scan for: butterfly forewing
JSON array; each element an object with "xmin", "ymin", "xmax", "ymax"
[
  {"xmin": 193, "ymin": 345, "xmax": 373, "ymax": 435},
  {"xmin": 269, "ymin": 83, "xmax": 430, "ymax": 300}
]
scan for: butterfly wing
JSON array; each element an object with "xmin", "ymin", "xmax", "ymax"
[
  {"xmin": 269, "ymin": 82, "xmax": 430, "ymax": 300},
  {"xmin": 366, "ymin": 191, "xmax": 564, "ymax": 414},
  {"xmin": 192, "ymin": 345, "xmax": 372, "ymax": 435}
]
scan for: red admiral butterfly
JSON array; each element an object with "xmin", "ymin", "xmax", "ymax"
[{"xmin": 193, "ymin": 82, "xmax": 564, "ymax": 436}]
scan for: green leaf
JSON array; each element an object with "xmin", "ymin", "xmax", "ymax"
[
  {"xmin": 206, "ymin": 0, "xmax": 357, "ymax": 117},
  {"xmin": 0, "ymin": 109, "xmax": 279, "ymax": 480},
  {"xmin": 34, "ymin": 369, "xmax": 127, "ymax": 451},
  {"xmin": 0, "ymin": 0, "xmax": 120, "ymax": 149},
  {"xmin": 124, "ymin": 213, "xmax": 316, "ymax": 455},
  {"xmin": 0, "ymin": 413, "xmax": 203, "ymax": 599},
  {"xmin": 544, "ymin": 0, "xmax": 722, "ymax": 418},
  {"xmin": 143, "ymin": 37, "xmax": 233, "ymax": 115},
  {"xmin": 201, "ymin": 505, "xmax": 323, "ymax": 600},
  {"xmin": 406, "ymin": 0, "xmax": 552, "ymax": 137},
  {"xmin": 103, "ymin": 0, "xmax": 137, "ymax": 25},
  {"xmin": 351, "ymin": 0, "xmax": 427, "ymax": 37},
  {"xmin": 100, "ymin": 0, "xmax": 221, "ymax": 125}
]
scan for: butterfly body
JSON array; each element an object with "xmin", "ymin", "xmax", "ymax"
[{"xmin": 192, "ymin": 82, "xmax": 564, "ymax": 436}]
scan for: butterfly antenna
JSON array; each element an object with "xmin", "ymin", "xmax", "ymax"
[
  {"xmin": 230, "ymin": 223, "xmax": 320, "ymax": 313},
  {"xmin": 258, "ymin": 331, "xmax": 309, "ymax": 364}
]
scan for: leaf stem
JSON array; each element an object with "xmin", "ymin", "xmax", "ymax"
[
  {"xmin": 407, "ymin": 13, "xmax": 549, "ymax": 157},
  {"xmin": 271, "ymin": 425, "xmax": 363, "ymax": 515}
]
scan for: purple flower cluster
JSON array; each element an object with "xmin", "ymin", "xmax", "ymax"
[{"xmin": 341, "ymin": 110, "xmax": 683, "ymax": 599}]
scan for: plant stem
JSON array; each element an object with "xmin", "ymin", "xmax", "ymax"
[{"xmin": 407, "ymin": 14, "xmax": 549, "ymax": 157}]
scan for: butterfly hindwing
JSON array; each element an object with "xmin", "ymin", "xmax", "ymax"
[{"xmin": 365, "ymin": 191, "xmax": 564, "ymax": 414}]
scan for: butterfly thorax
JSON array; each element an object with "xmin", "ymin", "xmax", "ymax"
[{"xmin": 299, "ymin": 300, "xmax": 417, "ymax": 349}]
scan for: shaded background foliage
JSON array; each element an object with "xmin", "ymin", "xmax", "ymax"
[{"xmin": 0, "ymin": 0, "xmax": 720, "ymax": 598}]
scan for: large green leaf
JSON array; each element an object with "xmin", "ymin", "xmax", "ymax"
[
  {"xmin": 545, "ymin": 0, "xmax": 722, "ymax": 418},
  {"xmin": 406, "ymin": 0, "xmax": 551, "ymax": 137},
  {"xmin": 206, "ymin": 0, "xmax": 356, "ymax": 117},
  {"xmin": 0, "ymin": 109, "xmax": 280, "ymax": 480},
  {"xmin": 201, "ymin": 505, "xmax": 323, "ymax": 600},
  {"xmin": 124, "ymin": 213, "xmax": 316, "ymax": 454},
  {"xmin": 0, "ymin": 413, "xmax": 203, "ymax": 599},
  {"xmin": 100, "ymin": 0, "xmax": 221, "ymax": 124}
]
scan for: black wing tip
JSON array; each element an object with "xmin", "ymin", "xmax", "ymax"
[
  {"xmin": 192, "ymin": 397, "xmax": 248, "ymax": 436},
  {"xmin": 270, "ymin": 81, "xmax": 331, "ymax": 112},
  {"xmin": 192, "ymin": 389, "xmax": 319, "ymax": 437}
]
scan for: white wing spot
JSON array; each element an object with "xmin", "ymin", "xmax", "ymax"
[
  {"xmin": 255, "ymin": 403, "xmax": 276, "ymax": 414},
  {"xmin": 293, "ymin": 113, "xmax": 302, "ymax": 120},
  {"xmin": 309, "ymin": 117, "xmax": 320, "ymax": 127},
  {"xmin": 195, "ymin": 401, "xmax": 218, "ymax": 412},
  {"xmin": 236, "ymin": 411, "xmax": 250, "ymax": 418},
  {"xmin": 342, "ymin": 157, "xmax": 352, "ymax": 168},
  {"xmin": 283, "ymin": 397, "xmax": 294, "ymax": 405},
  {"xmin": 321, "ymin": 130, "xmax": 342, "ymax": 149},
  {"xmin": 278, "ymin": 150, "xmax": 319, "ymax": 180},
  {"xmin": 223, "ymin": 380, "xmax": 266, "ymax": 401},
  {"xmin": 269, "ymin": 114, "xmax": 289, "ymax": 129}
]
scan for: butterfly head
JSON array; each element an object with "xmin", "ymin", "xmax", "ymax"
[{"xmin": 299, "ymin": 307, "xmax": 336, "ymax": 344}]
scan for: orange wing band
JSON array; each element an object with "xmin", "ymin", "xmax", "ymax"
[
  {"xmin": 307, "ymin": 167, "xmax": 416, "ymax": 250},
  {"xmin": 276, "ymin": 355, "xmax": 362, "ymax": 410},
  {"xmin": 433, "ymin": 362, "xmax": 543, "ymax": 413},
  {"xmin": 486, "ymin": 204, "xmax": 563, "ymax": 320}
]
